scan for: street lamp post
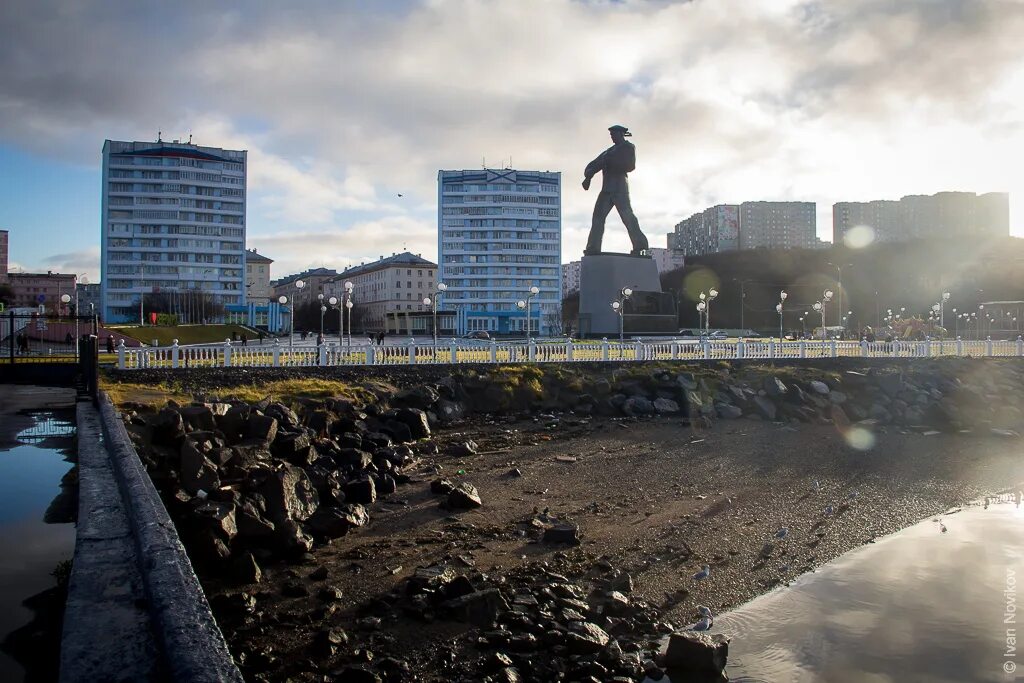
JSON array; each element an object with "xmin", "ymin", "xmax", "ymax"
[
  {"xmin": 344, "ymin": 281, "xmax": 354, "ymax": 349},
  {"xmin": 828, "ymin": 262, "xmax": 852, "ymax": 329},
  {"xmin": 798, "ymin": 316, "xmax": 805, "ymax": 337},
  {"xmin": 317, "ymin": 293, "xmax": 326, "ymax": 339},
  {"xmin": 60, "ymin": 293, "xmax": 79, "ymax": 356},
  {"xmin": 279, "ymin": 295, "xmax": 292, "ymax": 357},
  {"xmin": 812, "ymin": 289, "xmax": 833, "ymax": 341},
  {"xmin": 424, "ymin": 295, "xmax": 438, "ymax": 349},
  {"xmin": 777, "ymin": 290, "xmax": 788, "ymax": 340},
  {"xmin": 329, "ymin": 296, "xmax": 341, "ymax": 345},
  {"xmin": 698, "ymin": 288, "xmax": 719, "ymax": 336},
  {"xmin": 611, "ymin": 287, "xmax": 633, "ymax": 343},
  {"xmin": 294, "ymin": 279, "xmax": 306, "ymax": 340},
  {"xmin": 940, "ymin": 292, "xmax": 950, "ymax": 329}
]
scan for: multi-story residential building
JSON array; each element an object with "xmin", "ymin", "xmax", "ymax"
[
  {"xmin": 561, "ymin": 260, "xmax": 582, "ymax": 298},
  {"xmin": 739, "ymin": 201, "xmax": 817, "ymax": 250},
  {"xmin": 7, "ymin": 272, "xmax": 77, "ymax": 313},
  {"xmin": 669, "ymin": 204, "xmax": 740, "ymax": 256},
  {"xmin": 648, "ymin": 247, "xmax": 685, "ymax": 274},
  {"xmin": 833, "ymin": 191, "xmax": 1010, "ymax": 244},
  {"xmin": 325, "ymin": 252, "xmax": 438, "ymax": 333},
  {"xmin": 244, "ymin": 249, "xmax": 274, "ymax": 304},
  {"xmin": 438, "ymin": 168, "xmax": 561, "ymax": 335},
  {"xmin": 100, "ymin": 138, "xmax": 247, "ymax": 323},
  {"xmin": 271, "ymin": 268, "xmax": 338, "ymax": 308},
  {"xmin": 0, "ymin": 229, "xmax": 8, "ymax": 281}
]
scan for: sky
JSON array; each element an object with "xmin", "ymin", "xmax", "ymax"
[{"xmin": 1, "ymin": 0, "xmax": 1022, "ymax": 284}]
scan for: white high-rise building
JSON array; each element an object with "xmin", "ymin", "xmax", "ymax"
[
  {"xmin": 100, "ymin": 138, "xmax": 247, "ymax": 323},
  {"xmin": 437, "ymin": 169, "xmax": 561, "ymax": 335}
]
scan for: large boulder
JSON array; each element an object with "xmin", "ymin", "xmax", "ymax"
[
  {"xmin": 391, "ymin": 408, "xmax": 431, "ymax": 439},
  {"xmin": 653, "ymin": 398, "xmax": 680, "ymax": 415},
  {"xmin": 443, "ymin": 588, "xmax": 507, "ymax": 625},
  {"xmin": 622, "ymin": 396, "xmax": 655, "ymax": 417},
  {"xmin": 306, "ymin": 504, "xmax": 369, "ymax": 539},
  {"xmin": 664, "ymin": 631, "xmax": 729, "ymax": 675},
  {"xmin": 150, "ymin": 408, "xmax": 185, "ymax": 445},
  {"xmin": 271, "ymin": 431, "xmax": 313, "ymax": 464},
  {"xmin": 344, "ymin": 476, "xmax": 377, "ymax": 505},
  {"xmin": 257, "ymin": 463, "xmax": 319, "ymax": 524},
  {"xmin": 564, "ymin": 622, "xmax": 610, "ymax": 654},
  {"xmin": 265, "ymin": 403, "xmax": 300, "ymax": 430},
  {"xmin": 247, "ymin": 414, "xmax": 278, "ymax": 443},
  {"xmin": 393, "ymin": 385, "xmax": 440, "ymax": 411},
  {"xmin": 180, "ymin": 441, "xmax": 220, "ymax": 495},
  {"xmin": 448, "ymin": 482, "xmax": 483, "ymax": 509},
  {"xmin": 753, "ymin": 396, "xmax": 778, "ymax": 421}
]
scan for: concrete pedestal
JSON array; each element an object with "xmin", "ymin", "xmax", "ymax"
[{"xmin": 578, "ymin": 253, "xmax": 675, "ymax": 337}]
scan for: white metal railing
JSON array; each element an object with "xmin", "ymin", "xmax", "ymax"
[{"xmin": 115, "ymin": 336, "xmax": 1024, "ymax": 370}]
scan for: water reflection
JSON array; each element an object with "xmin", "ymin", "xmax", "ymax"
[
  {"xmin": 659, "ymin": 501, "xmax": 1024, "ymax": 683},
  {"xmin": 0, "ymin": 412, "xmax": 76, "ymax": 682}
]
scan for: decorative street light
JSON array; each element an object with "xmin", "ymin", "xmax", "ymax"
[
  {"xmin": 696, "ymin": 300, "xmax": 706, "ymax": 338},
  {"xmin": 517, "ymin": 285, "xmax": 540, "ymax": 339},
  {"xmin": 610, "ymin": 287, "xmax": 633, "ymax": 343},
  {"xmin": 827, "ymin": 262, "xmax": 852, "ymax": 330},
  {"xmin": 317, "ymin": 293, "xmax": 326, "ymax": 339},
  {"xmin": 952, "ymin": 308, "xmax": 958, "ymax": 337},
  {"xmin": 424, "ymin": 293, "xmax": 439, "ymax": 349},
  {"xmin": 798, "ymin": 316, "xmax": 806, "ymax": 337},
  {"xmin": 294, "ymin": 279, "xmax": 306, "ymax": 340},
  {"xmin": 777, "ymin": 290, "xmax": 788, "ymax": 340},
  {"xmin": 60, "ymin": 292, "xmax": 79, "ymax": 356},
  {"xmin": 812, "ymin": 289, "xmax": 833, "ymax": 340},
  {"xmin": 344, "ymin": 281, "xmax": 355, "ymax": 349},
  {"xmin": 279, "ymin": 295, "xmax": 293, "ymax": 356},
  {"xmin": 940, "ymin": 291, "xmax": 950, "ymax": 329},
  {"xmin": 699, "ymin": 288, "xmax": 719, "ymax": 336},
  {"xmin": 328, "ymin": 296, "xmax": 341, "ymax": 345}
]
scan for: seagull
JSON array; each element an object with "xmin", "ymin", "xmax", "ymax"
[
  {"xmin": 692, "ymin": 617, "xmax": 713, "ymax": 631},
  {"xmin": 397, "ymin": 193, "xmax": 404, "ymax": 197},
  {"xmin": 775, "ymin": 527, "xmax": 789, "ymax": 539},
  {"xmin": 693, "ymin": 565, "xmax": 711, "ymax": 581},
  {"xmin": 697, "ymin": 605, "xmax": 714, "ymax": 619}
]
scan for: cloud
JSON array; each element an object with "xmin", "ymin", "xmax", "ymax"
[
  {"xmin": 35, "ymin": 246, "xmax": 100, "ymax": 281},
  {"xmin": 1, "ymin": 0, "xmax": 1022, "ymax": 275}
]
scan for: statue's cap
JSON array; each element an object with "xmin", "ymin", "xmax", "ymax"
[{"xmin": 608, "ymin": 125, "xmax": 632, "ymax": 136}]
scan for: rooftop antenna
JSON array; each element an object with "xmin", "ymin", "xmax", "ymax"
[
  {"xmin": 188, "ymin": 130, "xmax": 193, "ymax": 144},
  {"xmin": 157, "ymin": 130, "xmax": 162, "ymax": 142},
  {"xmin": 482, "ymin": 156, "xmax": 486, "ymax": 169}
]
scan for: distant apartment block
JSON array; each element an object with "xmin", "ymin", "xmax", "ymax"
[
  {"xmin": 739, "ymin": 201, "xmax": 817, "ymax": 250},
  {"xmin": 648, "ymin": 247, "xmax": 685, "ymax": 274},
  {"xmin": 100, "ymin": 138, "xmax": 247, "ymax": 323},
  {"xmin": 669, "ymin": 204, "xmax": 740, "ymax": 256},
  {"xmin": 327, "ymin": 252, "xmax": 437, "ymax": 333},
  {"xmin": 8, "ymin": 271, "xmax": 77, "ymax": 313},
  {"xmin": 438, "ymin": 168, "xmax": 561, "ymax": 335},
  {"xmin": 833, "ymin": 191, "xmax": 1010, "ymax": 244},
  {"xmin": 76, "ymin": 282, "xmax": 101, "ymax": 316},
  {"xmin": 271, "ymin": 268, "xmax": 338, "ymax": 308},
  {"xmin": 561, "ymin": 260, "xmax": 582, "ymax": 298},
  {"xmin": 244, "ymin": 249, "xmax": 274, "ymax": 304},
  {"xmin": 0, "ymin": 229, "xmax": 8, "ymax": 281}
]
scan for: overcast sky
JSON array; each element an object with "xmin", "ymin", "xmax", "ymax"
[{"xmin": 1, "ymin": 0, "xmax": 1022, "ymax": 283}]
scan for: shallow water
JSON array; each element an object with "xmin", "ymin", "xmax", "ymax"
[
  {"xmin": 653, "ymin": 500, "xmax": 1024, "ymax": 683},
  {"xmin": 0, "ymin": 412, "xmax": 77, "ymax": 682}
]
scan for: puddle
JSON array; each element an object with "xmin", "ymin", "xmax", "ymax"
[
  {"xmin": 648, "ymin": 499, "xmax": 1024, "ymax": 682},
  {"xmin": 0, "ymin": 411, "xmax": 77, "ymax": 682}
]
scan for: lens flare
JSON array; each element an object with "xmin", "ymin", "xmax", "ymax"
[
  {"xmin": 843, "ymin": 225, "xmax": 876, "ymax": 249},
  {"xmin": 844, "ymin": 426, "xmax": 876, "ymax": 451}
]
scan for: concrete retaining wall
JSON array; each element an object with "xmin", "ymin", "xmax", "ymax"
[{"xmin": 62, "ymin": 395, "xmax": 243, "ymax": 683}]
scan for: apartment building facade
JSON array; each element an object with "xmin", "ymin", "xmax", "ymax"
[
  {"xmin": 271, "ymin": 268, "xmax": 338, "ymax": 308},
  {"xmin": 833, "ymin": 191, "xmax": 1010, "ymax": 244},
  {"xmin": 244, "ymin": 249, "xmax": 274, "ymax": 304},
  {"xmin": 669, "ymin": 204, "xmax": 740, "ymax": 256},
  {"xmin": 325, "ymin": 252, "xmax": 438, "ymax": 333},
  {"xmin": 438, "ymin": 168, "xmax": 561, "ymax": 335},
  {"xmin": 738, "ymin": 201, "xmax": 817, "ymax": 250},
  {"xmin": 7, "ymin": 272, "xmax": 77, "ymax": 313},
  {"xmin": 561, "ymin": 260, "xmax": 582, "ymax": 298},
  {"xmin": 100, "ymin": 138, "xmax": 247, "ymax": 323}
]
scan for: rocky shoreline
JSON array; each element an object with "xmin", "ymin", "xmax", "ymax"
[{"xmin": 115, "ymin": 358, "xmax": 1024, "ymax": 681}]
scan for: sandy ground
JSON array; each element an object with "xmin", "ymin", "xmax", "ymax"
[{"xmin": 203, "ymin": 414, "xmax": 1024, "ymax": 681}]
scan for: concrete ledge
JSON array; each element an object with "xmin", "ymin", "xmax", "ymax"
[
  {"xmin": 96, "ymin": 394, "xmax": 244, "ymax": 683},
  {"xmin": 62, "ymin": 402, "xmax": 162, "ymax": 682}
]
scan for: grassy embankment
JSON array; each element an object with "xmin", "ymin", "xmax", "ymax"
[{"xmin": 111, "ymin": 324, "xmax": 260, "ymax": 346}]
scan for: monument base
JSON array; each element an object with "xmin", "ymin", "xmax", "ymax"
[{"xmin": 577, "ymin": 253, "xmax": 677, "ymax": 338}]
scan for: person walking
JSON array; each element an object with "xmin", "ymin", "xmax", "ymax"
[{"xmin": 106, "ymin": 335, "xmax": 115, "ymax": 354}]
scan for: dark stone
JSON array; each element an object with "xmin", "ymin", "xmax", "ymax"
[
  {"xmin": 444, "ymin": 588, "xmax": 507, "ymax": 625},
  {"xmin": 265, "ymin": 402, "xmax": 300, "ymax": 429},
  {"xmin": 333, "ymin": 667, "xmax": 381, "ymax": 683},
  {"xmin": 664, "ymin": 631, "xmax": 729, "ymax": 675},
  {"xmin": 180, "ymin": 404, "xmax": 218, "ymax": 432},
  {"xmin": 231, "ymin": 552, "xmax": 262, "ymax": 584},
  {"xmin": 622, "ymin": 396, "xmax": 655, "ymax": 417},
  {"xmin": 337, "ymin": 432, "xmax": 364, "ymax": 449},
  {"xmin": 336, "ymin": 448, "xmax": 373, "ymax": 471},
  {"xmin": 375, "ymin": 473, "xmax": 397, "ymax": 496},
  {"xmin": 257, "ymin": 463, "xmax": 319, "ymax": 524},
  {"xmin": 273, "ymin": 519, "xmax": 314, "ymax": 554},
  {"xmin": 543, "ymin": 523, "xmax": 580, "ymax": 545},
  {"xmin": 392, "ymin": 408, "xmax": 431, "ymax": 439},
  {"xmin": 382, "ymin": 420, "xmax": 413, "ymax": 444},
  {"xmin": 653, "ymin": 398, "xmax": 680, "ymax": 415},
  {"xmin": 565, "ymin": 622, "xmax": 610, "ymax": 654},
  {"xmin": 150, "ymin": 408, "xmax": 185, "ymax": 444},
  {"xmin": 236, "ymin": 500, "xmax": 276, "ymax": 539},
  {"xmin": 247, "ymin": 414, "xmax": 278, "ymax": 443},
  {"xmin": 448, "ymin": 440, "xmax": 478, "ymax": 457},
  {"xmin": 192, "ymin": 500, "xmax": 237, "ymax": 541},
  {"xmin": 319, "ymin": 586, "xmax": 344, "ymax": 602},
  {"xmin": 228, "ymin": 442, "xmax": 272, "ymax": 472},
  {"xmin": 345, "ymin": 476, "xmax": 377, "ymax": 505},
  {"xmin": 448, "ymin": 482, "xmax": 483, "ymax": 509},
  {"xmin": 271, "ymin": 431, "xmax": 313, "ymax": 464},
  {"xmin": 306, "ymin": 410, "xmax": 337, "ymax": 438},
  {"xmin": 179, "ymin": 441, "xmax": 220, "ymax": 496},
  {"xmin": 434, "ymin": 398, "xmax": 466, "ymax": 424},
  {"xmin": 364, "ymin": 432, "xmax": 393, "ymax": 449},
  {"xmin": 753, "ymin": 396, "xmax": 777, "ymax": 421},
  {"xmin": 875, "ymin": 372, "xmax": 903, "ymax": 396},
  {"xmin": 306, "ymin": 504, "xmax": 370, "ymax": 539},
  {"xmin": 715, "ymin": 403, "xmax": 743, "ymax": 419},
  {"xmin": 764, "ymin": 376, "xmax": 788, "ymax": 397},
  {"xmin": 216, "ymin": 404, "xmax": 251, "ymax": 443},
  {"xmin": 313, "ymin": 628, "xmax": 349, "ymax": 657},
  {"xmin": 393, "ymin": 385, "xmax": 441, "ymax": 410},
  {"xmin": 431, "ymin": 478, "xmax": 456, "ymax": 495},
  {"xmin": 282, "ymin": 581, "xmax": 310, "ymax": 597}
]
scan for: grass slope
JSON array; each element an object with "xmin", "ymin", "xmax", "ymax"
[{"xmin": 112, "ymin": 324, "xmax": 259, "ymax": 346}]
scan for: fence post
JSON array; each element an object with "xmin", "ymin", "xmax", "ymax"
[
  {"xmin": 861, "ymin": 339, "xmax": 869, "ymax": 358},
  {"xmin": 957, "ymin": 336, "xmax": 963, "ymax": 356},
  {"xmin": 318, "ymin": 342, "xmax": 327, "ymax": 366},
  {"xmin": 272, "ymin": 340, "xmax": 280, "ymax": 367},
  {"xmin": 366, "ymin": 345, "xmax": 375, "ymax": 365},
  {"xmin": 671, "ymin": 341, "xmax": 679, "ymax": 360},
  {"xmin": 566, "ymin": 339, "xmax": 573, "ymax": 361},
  {"xmin": 766, "ymin": 339, "xmax": 774, "ymax": 359},
  {"xmin": 830, "ymin": 339, "xmax": 837, "ymax": 358},
  {"xmin": 223, "ymin": 339, "xmax": 232, "ymax": 367},
  {"xmin": 409, "ymin": 342, "xmax": 417, "ymax": 365},
  {"xmin": 490, "ymin": 340, "xmax": 497, "ymax": 363},
  {"xmin": 702, "ymin": 340, "xmax": 710, "ymax": 360},
  {"xmin": 450, "ymin": 341, "xmax": 458, "ymax": 364},
  {"xmin": 528, "ymin": 339, "xmax": 536, "ymax": 362},
  {"xmin": 736, "ymin": 338, "xmax": 746, "ymax": 359},
  {"xmin": 601, "ymin": 338, "xmax": 609, "ymax": 361},
  {"xmin": 924, "ymin": 337, "xmax": 932, "ymax": 358},
  {"xmin": 986, "ymin": 336, "xmax": 993, "ymax": 357},
  {"xmin": 799, "ymin": 340, "xmax": 806, "ymax": 359},
  {"xmin": 171, "ymin": 339, "xmax": 180, "ymax": 369},
  {"xmin": 118, "ymin": 339, "xmax": 126, "ymax": 369},
  {"xmin": 1018, "ymin": 336, "xmax": 1023, "ymax": 357},
  {"xmin": 891, "ymin": 340, "xmax": 898, "ymax": 358}
]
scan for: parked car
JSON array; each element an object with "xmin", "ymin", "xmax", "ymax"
[{"xmin": 463, "ymin": 331, "xmax": 490, "ymax": 340}]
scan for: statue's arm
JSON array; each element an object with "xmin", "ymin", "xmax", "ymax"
[{"xmin": 583, "ymin": 152, "xmax": 606, "ymax": 179}]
